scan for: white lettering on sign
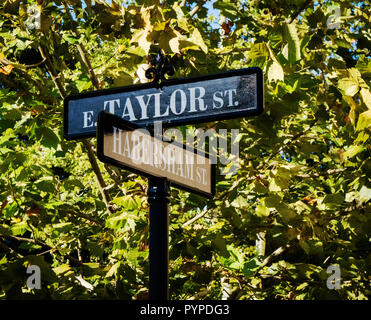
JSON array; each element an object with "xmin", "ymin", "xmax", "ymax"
[
  {"xmin": 104, "ymin": 99, "xmax": 120, "ymax": 114},
  {"xmin": 212, "ymin": 91, "xmax": 224, "ymax": 109},
  {"xmin": 105, "ymin": 126, "xmax": 212, "ymax": 194},
  {"xmin": 122, "ymin": 97, "xmax": 137, "ymax": 121},
  {"xmin": 225, "ymin": 89, "xmax": 238, "ymax": 106},
  {"xmin": 80, "ymin": 85, "xmax": 241, "ymax": 129},
  {"xmin": 189, "ymin": 87, "xmax": 206, "ymax": 112},
  {"xmin": 83, "ymin": 111, "xmax": 94, "ymax": 128},
  {"xmin": 170, "ymin": 89, "xmax": 187, "ymax": 115}
]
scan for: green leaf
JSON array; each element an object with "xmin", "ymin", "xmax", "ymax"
[
  {"xmin": 256, "ymin": 204, "xmax": 269, "ymax": 217},
  {"xmin": 40, "ymin": 128, "xmax": 60, "ymax": 149},
  {"xmin": 131, "ymin": 29, "xmax": 151, "ymax": 54},
  {"xmin": 283, "ymin": 23, "xmax": 301, "ymax": 63},
  {"xmin": 35, "ymin": 177, "xmax": 56, "ymax": 193},
  {"xmin": 106, "ymin": 261, "xmax": 121, "ymax": 278},
  {"xmin": 53, "ymin": 264, "xmax": 72, "ymax": 275},
  {"xmin": 63, "ymin": 178, "xmax": 84, "ymax": 190},
  {"xmin": 4, "ymin": 202, "xmax": 18, "ymax": 219},
  {"xmin": 264, "ymin": 194, "xmax": 282, "ymax": 208},
  {"xmin": 62, "ymin": 33, "xmax": 80, "ymax": 44},
  {"xmin": 111, "ymin": 195, "xmax": 138, "ymax": 210},
  {"xmin": 53, "ymin": 222, "xmax": 73, "ymax": 232},
  {"xmin": 213, "ymin": 0, "xmax": 239, "ymax": 19},
  {"xmin": 242, "ymin": 258, "xmax": 260, "ymax": 277},
  {"xmin": 323, "ymin": 193, "xmax": 344, "ymax": 205},
  {"xmin": 11, "ymin": 221, "xmax": 28, "ymax": 236}
]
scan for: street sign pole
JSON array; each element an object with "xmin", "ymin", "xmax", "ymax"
[
  {"xmin": 65, "ymin": 54, "xmax": 264, "ymax": 300},
  {"xmin": 148, "ymin": 176, "xmax": 170, "ymax": 300}
]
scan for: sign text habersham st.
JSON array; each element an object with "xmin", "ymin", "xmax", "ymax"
[
  {"xmin": 97, "ymin": 112, "xmax": 215, "ymax": 197},
  {"xmin": 64, "ymin": 67, "xmax": 264, "ymax": 140}
]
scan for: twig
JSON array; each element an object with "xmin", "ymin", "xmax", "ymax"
[
  {"xmin": 0, "ymin": 233, "xmax": 85, "ymax": 266},
  {"xmin": 182, "ymin": 207, "xmax": 208, "ymax": 228},
  {"xmin": 67, "ymin": 210, "xmax": 105, "ymax": 226},
  {"xmin": 189, "ymin": 0, "xmax": 207, "ymax": 18},
  {"xmin": 0, "ymin": 57, "xmax": 46, "ymax": 70},
  {"xmin": 296, "ymin": 168, "xmax": 347, "ymax": 178},
  {"xmin": 261, "ymin": 118, "xmax": 318, "ymax": 168},
  {"xmin": 82, "ymin": 139, "xmax": 114, "ymax": 214},
  {"xmin": 38, "ymin": 45, "xmax": 67, "ymax": 98},
  {"xmin": 62, "ymin": 1, "xmax": 101, "ymax": 89}
]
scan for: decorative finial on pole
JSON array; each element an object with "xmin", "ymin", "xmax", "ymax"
[{"xmin": 145, "ymin": 50, "xmax": 175, "ymax": 85}]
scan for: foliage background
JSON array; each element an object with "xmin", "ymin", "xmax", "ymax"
[{"xmin": 0, "ymin": 0, "xmax": 370, "ymax": 300}]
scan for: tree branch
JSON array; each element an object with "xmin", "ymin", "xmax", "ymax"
[
  {"xmin": 182, "ymin": 207, "xmax": 208, "ymax": 228},
  {"xmin": 0, "ymin": 233, "xmax": 85, "ymax": 267},
  {"xmin": 260, "ymin": 245, "xmax": 288, "ymax": 269},
  {"xmin": 287, "ymin": 0, "xmax": 313, "ymax": 24},
  {"xmin": 38, "ymin": 44, "xmax": 114, "ymax": 214}
]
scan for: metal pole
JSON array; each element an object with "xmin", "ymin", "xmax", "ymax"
[{"xmin": 148, "ymin": 176, "xmax": 170, "ymax": 300}]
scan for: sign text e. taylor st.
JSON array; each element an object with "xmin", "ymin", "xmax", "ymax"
[{"xmin": 64, "ymin": 67, "xmax": 264, "ymax": 140}]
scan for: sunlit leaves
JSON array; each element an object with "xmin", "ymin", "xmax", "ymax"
[
  {"xmin": 337, "ymin": 77, "xmax": 359, "ymax": 97},
  {"xmin": 0, "ymin": 0, "xmax": 370, "ymax": 301}
]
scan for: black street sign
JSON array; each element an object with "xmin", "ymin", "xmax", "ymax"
[
  {"xmin": 97, "ymin": 111, "xmax": 216, "ymax": 198},
  {"xmin": 64, "ymin": 67, "xmax": 263, "ymax": 140}
]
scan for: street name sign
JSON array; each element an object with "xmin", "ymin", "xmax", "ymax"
[
  {"xmin": 64, "ymin": 67, "xmax": 263, "ymax": 140},
  {"xmin": 97, "ymin": 111, "xmax": 216, "ymax": 197}
]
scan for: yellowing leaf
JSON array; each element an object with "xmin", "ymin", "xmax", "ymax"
[
  {"xmin": 356, "ymin": 109, "xmax": 371, "ymax": 131},
  {"xmin": 268, "ymin": 61, "xmax": 284, "ymax": 82},
  {"xmin": 177, "ymin": 18, "xmax": 189, "ymax": 32},
  {"xmin": 106, "ymin": 261, "xmax": 121, "ymax": 278},
  {"xmin": 53, "ymin": 264, "xmax": 72, "ymax": 275},
  {"xmin": 169, "ymin": 36, "xmax": 180, "ymax": 53},
  {"xmin": 256, "ymin": 204, "xmax": 269, "ymax": 217},
  {"xmin": 117, "ymin": 44, "xmax": 126, "ymax": 53},
  {"xmin": 359, "ymin": 186, "xmax": 371, "ymax": 204},
  {"xmin": 189, "ymin": 28, "xmax": 208, "ymax": 53},
  {"xmin": 0, "ymin": 64, "xmax": 13, "ymax": 75},
  {"xmin": 338, "ymin": 78, "xmax": 359, "ymax": 97},
  {"xmin": 131, "ymin": 29, "xmax": 151, "ymax": 54},
  {"xmin": 360, "ymin": 88, "xmax": 371, "ymax": 109},
  {"xmin": 343, "ymin": 145, "xmax": 364, "ymax": 159}
]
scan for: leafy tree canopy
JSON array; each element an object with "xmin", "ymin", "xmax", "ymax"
[{"xmin": 0, "ymin": 0, "xmax": 370, "ymax": 299}]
